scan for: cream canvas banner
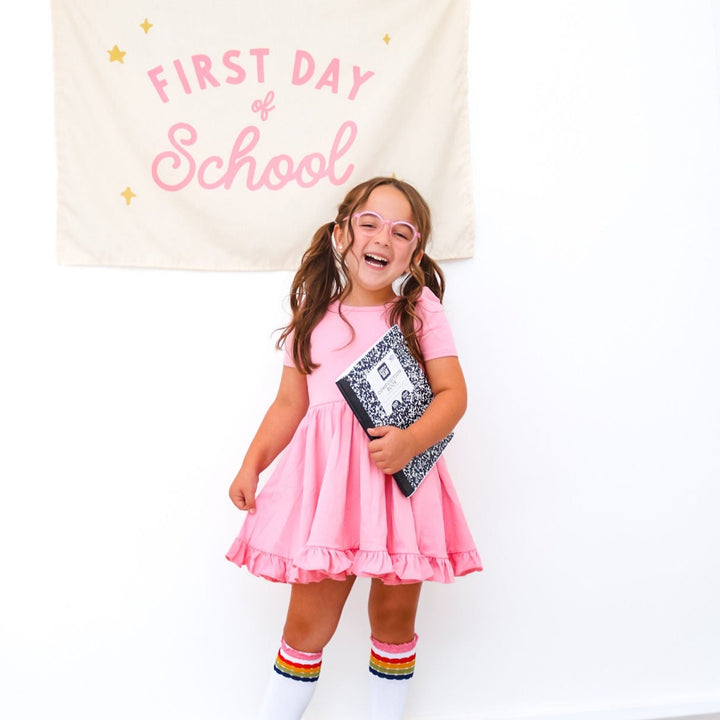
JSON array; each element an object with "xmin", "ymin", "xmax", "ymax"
[{"xmin": 52, "ymin": 0, "xmax": 474, "ymax": 271}]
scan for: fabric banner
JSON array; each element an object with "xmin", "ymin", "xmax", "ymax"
[{"xmin": 52, "ymin": 0, "xmax": 474, "ymax": 271}]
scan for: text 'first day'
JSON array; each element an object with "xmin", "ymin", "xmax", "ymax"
[{"xmin": 147, "ymin": 49, "xmax": 375, "ymax": 104}]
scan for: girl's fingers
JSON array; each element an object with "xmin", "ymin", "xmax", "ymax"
[
  {"xmin": 244, "ymin": 489, "xmax": 256, "ymax": 514},
  {"xmin": 230, "ymin": 488, "xmax": 255, "ymax": 513},
  {"xmin": 367, "ymin": 426, "xmax": 390, "ymax": 438}
]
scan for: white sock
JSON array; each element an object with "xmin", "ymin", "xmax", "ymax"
[
  {"xmin": 256, "ymin": 638, "xmax": 322, "ymax": 720},
  {"xmin": 368, "ymin": 634, "xmax": 418, "ymax": 720}
]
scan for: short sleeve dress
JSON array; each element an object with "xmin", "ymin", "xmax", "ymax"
[{"xmin": 226, "ymin": 287, "xmax": 482, "ymax": 585}]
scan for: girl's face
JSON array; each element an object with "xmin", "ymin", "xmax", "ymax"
[{"xmin": 335, "ymin": 185, "xmax": 422, "ymax": 306}]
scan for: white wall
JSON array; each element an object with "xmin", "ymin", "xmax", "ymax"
[{"xmin": 2, "ymin": 2, "xmax": 719, "ymax": 719}]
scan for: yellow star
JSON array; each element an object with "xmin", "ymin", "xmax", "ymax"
[
  {"xmin": 121, "ymin": 187, "xmax": 136, "ymax": 205},
  {"xmin": 383, "ymin": 34, "xmax": 391, "ymax": 45},
  {"xmin": 108, "ymin": 45, "xmax": 126, "ymax": 63},
  {"xmin": 140, "ymin": 18, "xmax": 153, "ymax": 34}
]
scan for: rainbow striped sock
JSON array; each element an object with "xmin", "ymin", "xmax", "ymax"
[
  {"xmin": 274, "ymin": 637, "xmax": 323, "ymax": 682},
  {"xmin": 369, "ymin": 634, "xmax": 417, "ymax": 680},
  {"xmin": 256, "ymin": 639, "xmax": 322, "ymax": 720},
  {"xmin": 368, "ymin": 634, "xmax": 418, "ymax": 719}
]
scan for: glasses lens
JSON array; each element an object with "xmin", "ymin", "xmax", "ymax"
[
  {"xmin": 391, "ymin": 222, "xmax": 416, "ymax": 243},
  {"xmin": 354, "ymin": 213, "xmax": 382, "ymax": 235},
  {"xmin": 353, "ymin": 213, "xmax": 417, "ymax": 242}
]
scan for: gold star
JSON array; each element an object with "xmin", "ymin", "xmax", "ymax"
[
  {"xmin": 383, "ymin": 34, "xmax": 391, "ymax": 45},
  {"xmin": 121, "ymin": 187, "xmax": 136, "ymax": 205},
  {"xmin": 107, "ymin": 45, "xmax": 126, "ymax": 63},
  {"xmin": 140, "ymin": 18, "xmax": 153, "ymax": 34}
]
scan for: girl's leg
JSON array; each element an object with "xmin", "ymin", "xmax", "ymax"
[
  {"xmin": 368, "ymin": 579, "xmax": 421, "ymax": 644},
  {"xmin": 367, "ymin": 580, "xmax": 422, "ymax": 720},
  {"xmin": 257, "ymin": 577, "xmax": 356, "ymax": 720},
  {"xmin": 284, "ymin": 575, "xmax": 357, "ymax": 651}
]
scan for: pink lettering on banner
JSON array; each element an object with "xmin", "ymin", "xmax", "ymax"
[
  {"xmin": 223, "ymin": 50, "xmax": 246, "ymax": 84},
  {"xmin": 148, "ymin": 49, "xmax": 373, "ymax": 102},
  {"xmin": 315, "ymin": 58, "xmax": 340, "ymax": 94},
  {"xmin": 147, "ymin": 65, "xmax": 170, "ymax": 103},
  {"xmin": 291, "ymin": 50, "xmax": 314, "ymax": 86},
  {"xmin": 192, "ymin": 54, "xmax": 221, "ymax": 90},
  {"xmin": 349, "ymin": 65, "xmax": 375, "ymax": 101},
  {"xmin": 250, "ymin": 48, "xmax": 270, "ymax": 83},
  {"xmin": 152, "ymin": 123, "xmax": 197, "ymax": 190},
  {"xmin": 174, "ymin": 58, "xmax": 192, "ymax": 95},
  {"xmin": 152, "ymin": 121, "xmax": 357, "ymax": 192},
  {"xmin": 291, "ymin": 49, "xmax": 374, "ymax": 100},
  {"xmin": 147, "ymin": 49, "xmax": 270, "ymax": 103},
  {"xmin": 251, "ymin": 91, "xmax": 276, "ymax": 121}
]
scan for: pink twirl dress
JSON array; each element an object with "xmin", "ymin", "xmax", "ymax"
[{"xmin": 226, "ymin": 287, "xmax": 482, "ymax": 584}]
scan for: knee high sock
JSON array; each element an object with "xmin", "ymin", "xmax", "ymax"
[
  {"xmin": 256, "ymin": 638, "xmax": 322, "ymax": 720},
  {"xmin": 368, "ymin": 634, "xmax": 418, "ymax": 720}
]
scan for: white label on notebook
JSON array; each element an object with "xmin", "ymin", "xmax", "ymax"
[{"xmin": 367, "ymin": 349, "xmax": 414, "ymax": 416}]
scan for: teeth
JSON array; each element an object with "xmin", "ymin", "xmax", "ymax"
[{"xmin": 365, "ymin": 253, "xmax": 388, "ymax": 266}]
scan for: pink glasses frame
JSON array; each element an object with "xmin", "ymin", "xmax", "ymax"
[{"xmin": 344, "ymin": 211, "xmax": 421, "ymax": 243}]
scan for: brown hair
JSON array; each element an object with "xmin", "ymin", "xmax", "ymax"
[{"xmin": 277, "ymin": 176, "xmax": 445, "ymax": 373}]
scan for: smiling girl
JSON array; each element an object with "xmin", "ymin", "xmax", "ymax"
[{"xmin": 226, "ymin": 177, "xmax": 481, "ymax": 720}]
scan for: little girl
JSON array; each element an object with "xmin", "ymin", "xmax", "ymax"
[{"xmin": 226, "ymin": 176, "xmax": 482, "ymax": 720}]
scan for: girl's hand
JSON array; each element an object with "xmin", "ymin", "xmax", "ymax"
[
  {"xmin": 227, "ymin": 365, "xmax": 308, "ymax": 515},
  {"xmin": 229, "ymin": 467, "xmax": 259, "ymax": 513},
  {"xmin": 367, "ymin": 426, "xmax": 417, "ymax": 475}
]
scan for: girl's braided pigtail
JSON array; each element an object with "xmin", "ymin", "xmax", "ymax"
[
  {"xmin": 276, "ymin": 222, "xmax": 343, "ymax": 373},
  {"xmin": 390, "ymin": 252, "xmax": 446, "ymax": 366}
]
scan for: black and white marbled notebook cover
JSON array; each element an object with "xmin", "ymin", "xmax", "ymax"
[{"xmin": 336, "ymin": 324, "xmax": 453, "ymax": 497}]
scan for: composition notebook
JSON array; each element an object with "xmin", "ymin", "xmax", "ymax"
[{"xmin": 335, "ymin": 324, "xmax": 453, "ymax": 497}]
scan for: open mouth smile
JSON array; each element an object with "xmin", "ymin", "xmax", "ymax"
[{"xmin": 364, "ymin": 253, "xmax": 389, "ymax": 268}]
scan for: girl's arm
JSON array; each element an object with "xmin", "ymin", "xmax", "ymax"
[
  {"xmin": 229, "ymin": 365, "xmax": 309, "ymax": 512},
  {"xmin": 367, "ymin": 356, "xmax": 467, "ymax": 475}
]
